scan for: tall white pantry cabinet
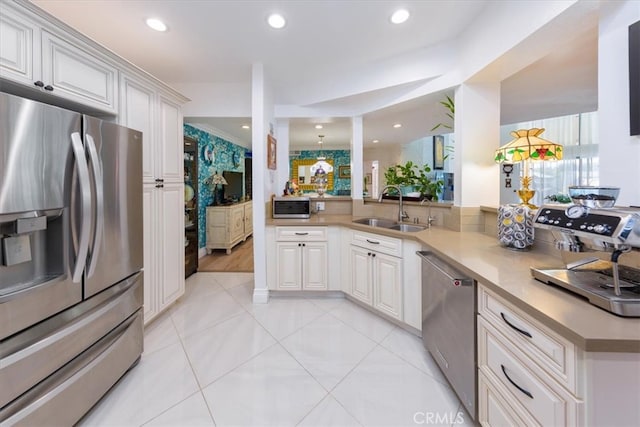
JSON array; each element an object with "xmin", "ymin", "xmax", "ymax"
[{"xmin": 0, "ymin": 0, "xmax": 190, "ymax": 325}]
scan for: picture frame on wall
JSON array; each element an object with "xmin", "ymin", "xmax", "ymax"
[
  {"xmin": 433, "ymin": 135, "xmax": 445, "ymax": 170},
  {"xmin": 338, "ymin": 165, "xmax": 351, "ymax": 178},
  {"xmin": 267, "ymin": 134, "xmax": 277, "ymax": 170}
]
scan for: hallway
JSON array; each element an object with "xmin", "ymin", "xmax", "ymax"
[{"xmin": 198, "ymin": 237, "xmax": 254, "ymax": 272}]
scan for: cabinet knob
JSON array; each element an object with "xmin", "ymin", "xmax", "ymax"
[
  {"xmin": 155, "ymin": 183, "xmax": 164, "ymax": 188},
  {"xmin": 44, "ymin": 85, "xmax": 54, "ymax": 91},
  {"xmin": 372, "ymin": 253, "xmax": 376, "ymax": 257},
  {"xmin": 367, "ymin": 252, "xmax": 371, "ymax": 256},
  {"xmin": 34, "ymin": 80, "xmax": 44, "ymax": 87}
]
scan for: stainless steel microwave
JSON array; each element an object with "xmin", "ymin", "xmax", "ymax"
[{"xmin": 272, "ymin": 196, "xmax": 311, "ymax": 218}]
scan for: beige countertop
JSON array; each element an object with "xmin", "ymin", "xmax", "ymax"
[{"xmin": 267, "ymin": 214, "xmax": 640, "ymax": 353}]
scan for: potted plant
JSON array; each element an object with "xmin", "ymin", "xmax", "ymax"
[
  {"xmin": 383, "ymin": 161, "xmax": 418, "ymax": 194},
  {"xmin": 414, "ymin": 163, "xmax": 445, "ymax": 201}
]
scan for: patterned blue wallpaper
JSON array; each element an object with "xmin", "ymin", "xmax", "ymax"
[
  {"xmin": 289, "ymin": 149, "xmax": 351, "ymax": 196},
  {"xmin": 184, "ymin": 124, "xmax": 250, "ymax": 249}
]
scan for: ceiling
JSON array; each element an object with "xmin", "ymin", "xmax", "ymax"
[{"xmin": 34, "ymin": 0, "xmax": 598, "ymax": 150}]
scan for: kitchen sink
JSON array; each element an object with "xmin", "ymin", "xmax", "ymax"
[
  {"xmin": 389, "ymin": 223, "xmax": 427, "ymax": 232},
  {"xmin": 352, "ymin": 217, "xmax": 398, "ymax": 228}
]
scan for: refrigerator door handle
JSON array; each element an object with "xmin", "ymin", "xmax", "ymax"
[
  {"xmin": 85, "ymin": 133, "xmax": 103, "ymax": 278},
  {"xmin": 70, "ymin": 132, "xmax": 91, "ymax": 283}
]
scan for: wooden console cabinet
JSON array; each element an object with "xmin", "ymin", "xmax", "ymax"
[{"xmin": 206, "ymin": 201, "xmax": 253, "ymax": 254}]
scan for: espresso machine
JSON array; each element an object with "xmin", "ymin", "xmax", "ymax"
[{"xmin": 531, "ymin": 204, "xmax": 640, "ymax": 317}]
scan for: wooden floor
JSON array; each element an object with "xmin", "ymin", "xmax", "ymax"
[{"xmin": 197, "ymin": 237, "xmax": 254, "ymax": 272}]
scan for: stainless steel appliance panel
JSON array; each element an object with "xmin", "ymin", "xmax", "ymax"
[
  {"xmin": 0, "ymin": 92, "xmax": 80, "ymax": 214},
  {"xmin": 0, "ymin": 272, "xmax": 142, "ymax": 409},
  {"xmin": 82, "ymin": 116, "xmax": 143, "ymax": 298},
  {"xmin": 0, "ymin": 310, "xmax": 143, "ymax": 426},
  {"xmin": 418, "ymin": 251, "xmax": 476, "ymax": 420}
]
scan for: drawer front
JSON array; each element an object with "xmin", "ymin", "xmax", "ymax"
[
  {"xmin": 350, "ymin": 230, "xmax": 401, "ymax": 257},
  {"xmin": 478, "ymin": 285, "xmax": 577, "ymax": 393},
  {"xmin": 478, "ymin": 370, "xmax": 539, "ymax": 427},
  {"xmin": 478, "ymin": 318, "xmax": 581, "ymax": 426},
  {"xmin": 276, "ymin": 226, "xmax": 327, "ymax": 241}
]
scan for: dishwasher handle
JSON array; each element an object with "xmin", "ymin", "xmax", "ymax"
[{"xmin": 416, "ymin": 251, "xmax": 473, "ymax": 287}]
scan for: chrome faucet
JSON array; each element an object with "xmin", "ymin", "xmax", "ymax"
[
  {"xmin": 420, "ymin": 198, "xmax": 436, "ymax": 228},
  {"xmin": 379, "ymin": 185, "xmax": 409, "ymax": 223}
]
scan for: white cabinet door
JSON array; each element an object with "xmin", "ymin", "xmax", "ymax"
[
  {"xmin": 244, "ymin": 202, "xmax": 253, "ymax": 237},
  {"xmin": 158, "ymin": 94, "xmax": 183, "ymax": 183},
  {"xmin": 142, "ymin": 184, "xmax": 158, "ymax": 323},
  {"xmin": 373, "ymin": 252, "xmax": 402, "ymax": 320},
  {"xmin": 41, "ymin": 30, "xmax": 117, "ymax": 113},
  {"xmin": 0, "ymin": 7, "xmax": 38, "ymax": 85},
  {"xmin": 159, "ymin": 183, "xmax": 185, "ymax": 309},
  {"xmin": 120, "ymin": 74, "xmax": 156, "ymax": 183},
  {"xmin": 276, "ymin": 242, "xmax": 302, "ymax": 290},
  {"xmin": 303, "ymin": 242, "xmax": 327, "ymax": 290},
  {"xmin": 350, "ymin": 245, "xmax": 373, "ymax": 305},
  {"xmin": 229, "ymin": 205, "xmax": 245, "ymax": 244}
]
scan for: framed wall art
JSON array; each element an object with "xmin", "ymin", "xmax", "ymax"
[
  {"xmin": 433, "ymin": 135, "xmax": 445, "ymax": 170},
  {"xmin": 267, "ymin": 134, "xmax": 277, "ymax": 170},
  {"xmin": 338, "ymin": 165, "xmax": 351, "ymax": 178}
]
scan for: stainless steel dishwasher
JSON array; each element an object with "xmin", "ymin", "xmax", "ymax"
[{"xmin": 417, "ymin": 251, "xmax": 476, "ymax": 421}]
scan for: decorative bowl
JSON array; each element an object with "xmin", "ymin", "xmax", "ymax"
[{"xmin": 568, "ymin": 186, "xmax": 619, "ymax": 208}]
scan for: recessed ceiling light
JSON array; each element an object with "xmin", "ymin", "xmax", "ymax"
[
  {"xmin": 268, "ymin": 13, "xmax": 286, "ymax": 29},
  {"xmin": 315, "ymin": 124, "xmax": 323, "ymax": 129},
  {"xmin": 390, "ymin": 9, "xmax": 410, "ymax": 24},
  {"xmin": 241, "ymin": 125, "xmax": 250, "ymax": 129},
  {"xmin": 372, "ymin": 139, "xmax": 379, "ymax": 143},
  {"xmin": 393, "ymin": 123, "xmax": 402, "ymax": 128},
  {"xmin": 146, "ymin": 18, "xmax": 167, "ymax": 32}
]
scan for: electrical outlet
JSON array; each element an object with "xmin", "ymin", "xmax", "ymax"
[{"xmin": 316, "ymin": 201, "xmax": 325, "ymax": 211}]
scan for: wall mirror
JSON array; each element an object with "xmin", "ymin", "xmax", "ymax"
[{"xmin": 291, "ymin": 158, "xmax": 334, "ymax": 191}]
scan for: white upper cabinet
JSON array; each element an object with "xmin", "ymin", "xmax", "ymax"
[{"xmin": 0, "ymin": 3, "xmax": 117, "ymax": 113}]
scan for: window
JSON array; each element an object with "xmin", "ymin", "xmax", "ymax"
[{"xmin": 500, "ymin": 112, "xmax": 598, "ymax": 206}]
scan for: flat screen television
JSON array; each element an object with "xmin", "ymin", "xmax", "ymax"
[{"xmin": 223, "ymin": 171, "xmax": 243, "ymax": 201}]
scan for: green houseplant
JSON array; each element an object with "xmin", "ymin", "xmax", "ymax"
[
  {"xmin": 383, "ymin": 161, "xmax": 418, "ymax": 192},
  {"xmin": 384, "ymin": 161, "xmax": 445, "ymax": 201}
]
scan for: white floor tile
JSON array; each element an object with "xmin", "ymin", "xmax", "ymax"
[
  {"xmin": 298, "ymin": 395, "xmax": 362, "ymax": 427},
  {"xmin": 332, "ymin": 346, "xmax": 461, "ymax": 427},
  {"xmin": 202, "ymin": 344, "xmax": 327, "ymax": 426},
  {"xmin": 143, "ymin": 310, "xmax": 181, "ymax": 356},
  {"xmin": 212, "ymin": 272, "xmax": 254, "ymax": 289},
  {"xmin": 79, "ymin": 342, "xmax": 200, "ymax": 426},
  {"xmin": 182, "ymin": 312, "xmax": 276, "ymax": 388},
  {"xmin": 380, "ymin": 327, "xmax": 449, "ymax": 386},
  {"xmin": 171, "ymin": 289, "xmax": 245, "ymax": 339},
  {"xmin": 227, "ymin": 281, "xmax": 255, "ymax": 308},
  {"xmin": 249, "ymin": 298, "xmax": 325, "ymax": 340},
  {"xmin": 328, "ymin": 301, "xmax": 395, "ymax": 343},
  {"xmin": 281, "ymin": 313, "xmax": 377, "ymax": 390},
  {"xmin": 143, "ymin": 392, "xmax": 215, "ymax": 426},
  {"xmin": 183, "ymin": 272, "xmax": 226, "ymax": 301},
  {"xmin": 306, "ymin": 296, "xmax": 349, "ymax": 312}
]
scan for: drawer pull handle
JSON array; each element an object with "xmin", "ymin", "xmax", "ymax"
[
  {"xmin": 295, "ymin": 232, "xmax": 309, "ymax": 235},
  {"xmin": 501, "ymin": 364, "xmax": 533, "ymax": 399},
  {"xmin": 366, "ymin": 239, "xmax": 380, "ymax": 244},
  {"xmin": 500, "ymin": 312, "xmax": 532, "ymax": 338}
]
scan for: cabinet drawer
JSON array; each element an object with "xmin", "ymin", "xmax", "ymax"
[
  {"xmin": 478, "ymin": 285, "xmax": 578, "ymax": 393},
  {"xmin": 276, "ymin": 226, "xmax": 327, "ymax": 241},
  {"xmin": 350, "ymin": 230, "xmax": 401, "ymax": 257},
  {"xmin": 478, "ymin": 317, "xmax": 582, "ymax": 426},
  {"xmin": 478, "ymin": 370, "xmax": 538, "ymax": 427}
]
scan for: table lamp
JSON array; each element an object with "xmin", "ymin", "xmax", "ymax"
[{"xmin": 494, "ymin": 128, "xmax": 563, "ymax": 209}]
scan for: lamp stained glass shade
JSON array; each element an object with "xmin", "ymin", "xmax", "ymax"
[{"xmin": 494, "ymin": 128, "xmax": 563, "ymax": 163}]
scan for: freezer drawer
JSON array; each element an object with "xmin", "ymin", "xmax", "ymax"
[
  {"xmin": 0, "ymin": 272, "xmax": 142, "ymax": 410},
  {"xmin": 0, "ymin": 310, "xmax": 143, "ymax": 426}
]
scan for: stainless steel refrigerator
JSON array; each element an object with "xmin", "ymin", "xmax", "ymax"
[{"xmin": 0, "ymin": 91, "xmax": 144, "ymax": 425}]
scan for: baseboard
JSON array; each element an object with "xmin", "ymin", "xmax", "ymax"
[{"xmin": 252, "ymin": 287, "xmax": 269, "ymax": 304}]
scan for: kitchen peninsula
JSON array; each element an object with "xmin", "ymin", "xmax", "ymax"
[{"xmin": 266, "ymin": 214, "xmax": 640, "ymax": 426}]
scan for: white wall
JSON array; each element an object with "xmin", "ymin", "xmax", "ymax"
[
  {"xmin": 172, "ymin": 82, "xmax": 251, "ymax": 117},
  {"xmin": 598, "ymin": 0, "xmax": 640, "ymax": 206}
]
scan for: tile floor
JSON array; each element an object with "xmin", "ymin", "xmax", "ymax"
[{"xmin": 79, "ymin": 272, "xmax": 474, "ymax": 427}]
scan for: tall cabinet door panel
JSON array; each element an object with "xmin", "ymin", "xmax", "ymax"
[
  {"xmin": 350, "ymin": 246, "xmax": 372, "ymax": 305},
  {"xmin": 0, "ymin": 8, "xmax": 38, "ymax": 85},
  {"xmin": 276, "ymin": 243, "xmax": 302, "ymax": 290},
  {"xmin": 142, "ymin": 185, "xmax": 158, "ymax": 322},
  {"xmin": 41, "ymin": 31, "xmax": 117, "ymax": 113},
  {"xmin": 303, "ymin": 242, "xmax": 327, "ymax": 290},
  {"xmin": 158, "ymin": 94, "xmax": 183, "ymax": 182},
  {"xmin": 244, "ymin": 202, "xmax": 253, "ymax": 237},
  {"xmin": 374, "ymin": 253, "xmax": 402, "ymax": 320},
  {"xmin": 159, "ymin": 183, "xmax": 185, "ymax": 307},
  {"xmin": 120, "ymin": 75, "xmax": 155, "ymax": 183},
  {"xmin": 229, "ymin": 205, "xmax": 245, "ymax": 243}
]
